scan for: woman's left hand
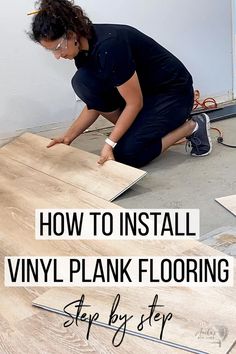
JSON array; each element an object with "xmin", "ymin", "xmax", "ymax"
[{"xmin": 98, "ymin": 144, "xmax": 115, "ymax": 164}]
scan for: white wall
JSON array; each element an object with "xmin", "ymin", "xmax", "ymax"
[
  {"xmin": 233, "ymin": 0, "xmax": 236, "ymax": 98},
  {"xmin": 80, "ymin": 0, "xmax": 233, "ymax": 100},
  {"xmin": 0, "ymin": 0, "xmax": 79, "ymax": 138},
  {"xmin": 0, "ymin": 0, "xmax": 233, "ymax": 139}
]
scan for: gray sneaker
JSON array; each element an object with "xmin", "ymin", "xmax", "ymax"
[{"xmin": 186, "ymin": 113, "xmax": 212, "ymax": 156}]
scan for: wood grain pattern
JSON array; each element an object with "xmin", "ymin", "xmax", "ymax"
[
  {"xmin": 0, "ymin": 153, "xmax": 197, "ymax": 353},
  {"xmin": 33, "ymin": 281, "xmax": 236, "ymax": 354},
  {"xmin": 229, "ymin": 343, "xmax": 236, "ymax": 354},
  {"xmin": 1, "ymin": 132, "xmax": 147, "ymax": 201},
  {"xmin": 215, "ymin": 195, "xmax": 236, "ymax": 216},
  {"xmin": 0, "ymin": 311, "xmax": 193, "ymax": 354},
  {"xmin": 0, "ymin": 142, "xmax": 235, "ymax": 353}
]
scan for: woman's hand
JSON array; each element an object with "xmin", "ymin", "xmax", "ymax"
[
  {"xmin": 98, "ymin": 144, "xmax": 115, "ymax": 164},
  {"xmin": 47, "ymin": 136, "xmax": 72, "ymax": 148},
  {"xmin": 47, "ymin": 107, "xmax": 100, "ymax": 149}
]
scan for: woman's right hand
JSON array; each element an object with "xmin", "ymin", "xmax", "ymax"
[{"xmin": 47, "ymin": 136, "xmax": 72, "ymax": 148}]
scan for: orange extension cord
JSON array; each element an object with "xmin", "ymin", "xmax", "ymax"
[
  {"xmin": 193, "ymin": 89, "xmax": 217, "ymax": 110},
  {"xmin": 172, "ymin": 90, "xmax": 236, "ymax": 148}
]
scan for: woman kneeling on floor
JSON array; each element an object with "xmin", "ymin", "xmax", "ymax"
[{"xmin": 29, "ymin": 0, "xmax": 212, "ymax": 167}]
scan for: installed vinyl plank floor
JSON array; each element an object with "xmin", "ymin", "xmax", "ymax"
[
  {"xmin": 0, "ymin": 311, "xmax": 192, "ymax": 354},
  {"xmin": 0, "ymin": 153, "xmax": 195, "ymax": 353},
  {"xmin": 215, "ymin": 195, "xmax": 236, "ymax": 216},
  {"xmin": 0, "ymin": 132, "xmax": 147, "ymax": 201},
  {"xmin": 2, "ymin": 186, "xmax": 235, "ymax": 354},
  {"xmin": 0, "ymin": 145, "xmax": 235, "ymax": 353},
  {"xmin": 33, "ymin": 266, "xmax": 236, "ymax": 354}
]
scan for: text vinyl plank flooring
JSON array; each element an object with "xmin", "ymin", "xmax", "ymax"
[
  {"xmin": 0, "ymin": 132, "xmax": 147, "ymax": 201},
  {"xmin": 215, "ymin": 195, "xmax": 236, "ymax": 216}
]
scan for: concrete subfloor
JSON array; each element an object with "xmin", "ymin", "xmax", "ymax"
[{"xmin": 39, "ymin": 116, "xmax": 236, "ymax": 237}]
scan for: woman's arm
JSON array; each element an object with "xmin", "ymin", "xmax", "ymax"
[
  {"xmin": 98, "ymin": 71, "xmax": 143, "ymax": 163},
  {"xmin": 109, "ymin": 71, "xmax": 143, "ymax": 142},
  {"xmin": 47, "ymin": 105, "xmax": 99, "ymax": 148}
]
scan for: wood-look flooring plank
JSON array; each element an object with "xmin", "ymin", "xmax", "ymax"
[
  {"xmin": 215, "ymin": 195, "xmax": 236, "ymax": 216},
  {"xmin": 0, "ymin": 250, "xmax": 200, "ymax": 354},
  {"xmin": 1, "ymin": 154, "xmax": 230, "ymax": 260},
  {"xmin": 0, "ymin": 154, "xmax": 235, "ymax": 353},
  {"xmin": 0, "ymin": 312, "xmax": 97, "ymax": 354},
  {"xmin": 33, "ymin": 281, "xmax": 236, "ymax": 354},
  {"xmin": 0, "ymin": 154, "xmax": 120, "ymax": 262},
  {"xmin": 0, "ymin": 155, "xmax": 119, "ymax": 210},
  {"xmin": 229, "ymin": 343, "xmax": 236, "ymax": 354},
  {"xmin": 0, "ymin": 311, "xmax": 193, "ymax": 354},
  {"xmin": 0, "ymin": 132, "xmax": 147, "ymax": 201}
]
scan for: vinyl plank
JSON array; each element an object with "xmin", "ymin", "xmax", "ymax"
[
  {"xmin": 0, "ymin": 132, "xmax": 147, "ymax": 201},
  {"xmin": 0, "ymin": 248, "xmax": 204, "ymax": 354},
  {"xmin": 2, "ymin": 207, "xmax": 235, "ymax": 351},
  {"xmin": 0, "ymin": 155, "xmax": 228, "ymax": 260},
  {"xmin": 0, "ymin": 153, "xmax": 118, "ymax": 213},
  {"xmin": 229, "ymin": 343, "xmax": 236, "ymax": 354},
  {"xmin": 0, "ymin": 155, "xmax": 212, "ymax": 260},
  {"xmin": 0, "ymin": 312, "xmax": 97, "ymax": 354},
  {"xmin": 0, "ymin": 155, "xmax": 200, "ymax": 261},
  {"xmin": 0, "ymin": 311, "xmax": 192, "ymax": 354},
  {"xmin": 215, "ymin": 195, "xmax": 236, "ymax": 216},
  {"xmin": 0, "ymin": 154, "xmax": 119, "ymax": 260},
  {"xmin": 0, "ymin": 153, "xmax": 235, "ymax": 353},
  {"xmin": 33, "ymin": 284, "xmax": 236, "ymax": 354}
]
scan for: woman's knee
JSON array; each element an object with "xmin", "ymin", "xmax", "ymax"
[
  {"xmin": 71, "ymin": 72, "xmax": 80, "ymax": 93},
  {"xmin": 71, "ymin": 72, "xmax": 91, "ymax": 102},
  {"xmin": 114, "ymin": 138, "xmax": 162, "ymax": 167},
  {"xmin": 113, "ymin": 141, "xmax": 138, "ymax": 166}
]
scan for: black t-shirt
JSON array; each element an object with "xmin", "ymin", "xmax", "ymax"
[{"xmin": 73, "ymin": 24, "xmax": 192, "ymax": 110}]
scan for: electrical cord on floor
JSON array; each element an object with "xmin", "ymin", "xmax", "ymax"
[
  {"xmin": 192, "ymin": 89, "xmax": 236, "ymax": 148},
  {"xmin": 173, "ymin": 127, "xmax": 236, "ymax": 148},
  {"xmin": 211, "ymin": 127, "xmax": 236, "ymax": 149},
  {"xmin": 217, "ymin": 137, "xmax": 236, "ymax": 148}
]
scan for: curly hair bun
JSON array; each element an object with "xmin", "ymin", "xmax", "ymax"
[
  {"xmin": 37, "ymin": 0, "xmax": 72, "ymax": 13},
  {"xmin": 30, "ymin": 0, "xmax": 92, "ymax": 42}
]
